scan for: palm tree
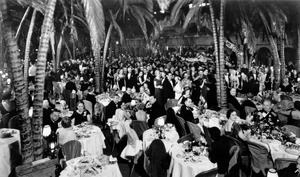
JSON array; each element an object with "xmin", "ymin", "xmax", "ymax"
[
  {"xmin": 32, "ymin": 0, "xmax": 57, "ymax": 160},
  {"xmin": 24, "ymin": 8, "xmax": 37, "ymax": 89},
  {"xmin": 170, "ymin": 0, "xmax": 227, "ymax": 107},
  {"xmin": 100, "ymin": 0, "xmax": 155, "ymax": 93},
  {"xmin": 0, "ymin": 0, "xmax": 33, "ymax": 163},
  {"xmin": 81, "ymin": 0, "xmax": 105, "ymax": 93},
  {"xmin": 219, "ymin": 0, "xmax": 226, "ymax": 107}
]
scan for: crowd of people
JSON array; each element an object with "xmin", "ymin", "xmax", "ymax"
[{"xmin": 2, "ymin": 49, "xmax": 300, "ymax": 176}]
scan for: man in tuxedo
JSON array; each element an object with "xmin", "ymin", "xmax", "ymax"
[
  {"xmin": 120, "ymin": 88, "xmax": 132, "ymax": 104},
  {"xmin": 162, "ymin": 72, "xmax": 175, "ymax": 105},
  {"xmin": 146, "ymin": 96, "xmax": 165, "ymax": 128},
  {"xmin": 180, "ymin": 98, "xmax": 195, "ymax": 123},
  {"xmin": 144, "ymin": 68, "xmax": 154, "ymax": 95},
  {"xmin": 248, "ymin": 67, "xmax": 259, "ymax": 95},
  {"xmin": 105, "ymin": 95, "xmax": 119, "ymax": 119},
  {"xmin": 125, "ymin": 67, "xmax": 136, "ymax": 89},
  {"xmin": 257, "ymin": 99, "xmax": 280, "ymax": 128}
]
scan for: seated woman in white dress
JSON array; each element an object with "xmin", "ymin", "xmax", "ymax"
[
  {"xmin": 114, "ymin": 103, "xmax": 131, "ymax": 122},
  {"xmin": 56, "ymin": 117, "xmax": 76, "ymax": 146},
  {"xmin": 120, "ymin": 121, "xmax": 142, "ymax": 162},
  {"xmin": 135, "ymin": 102, "xmax": 147, "ymax": 122}
]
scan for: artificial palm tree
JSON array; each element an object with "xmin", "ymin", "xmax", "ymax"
[
  {"xmin": 32, "ymin": 0, "xmax": 57, "ymax": 160},
  {"xmin": 100, "ymin": 0, "xmax": 155, "ymax": 93},
  {"xmin": 24, "ymin": 8, "xmax": 37, "ymax": 89},
  {"xmin": 0, "ymin": 0, "xmax": 33, "ymax": 163},
  {"xmin": 81, "ymin": 0, "xmax": 105, "ymax": 93}
]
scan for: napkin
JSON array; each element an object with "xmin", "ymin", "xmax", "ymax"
[{"xmin": 109, "ymin": 155, "xmax": 117, "ymax": 162}]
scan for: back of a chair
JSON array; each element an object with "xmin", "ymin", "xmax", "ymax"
[
  {"xmin": 244, "ymin": 106, "xmax": 257, "ymax": 116},
  {"xmin": 175, "ymin": 115, "xmax": 187, "ymax": 137},
  {"xmin": 283, "ymin": 125, "xmax": 300, "ymax": 138},
  {"xmin": 186, "ymin": 121, "xmax": 202, "ymax": 142},
  {"xmin": 195, "ymin": 168, "xmax": 218, "ymax": 177},
  {"xmin": 177, "ymin": 134, "xmax": 194, "ymax": 143},
  {"xmin": 8, "ymin": 115, "xmax": 20, "ymax": 129},
  {"xmin": 132, "ymin": 120, "xmax": 149, "ymax": 140},
  {"xmin": 247, "ymin": 140, "xmax": 274, "ymax": 176},
  {"xmin": 274, "ymin": 158, "xmax": 296, "ymax": 171},
  {"xmin": 164, "ymin": 99, "xmax": 178, "ymax": 110},
  {"xmin": 145, "ymin": 139, "xmax": 167, "ymax": 177},
  {"xmin": 83, "ymin": 100, "xmax": 93, "ymax": 115},
  {"xmin": 0, "ymin": 113, "xmax": 11, "ymax": 128},
  {"xmin": 62, "ymin": 140, "xmax": 82, "ymax": 161}
]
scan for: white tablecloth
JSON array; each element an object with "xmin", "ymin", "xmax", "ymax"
[
  {"xmin": 143, "ymin": 128, "xmax": 179, "ymax": 174},
  {"xmin": 0, "ymin": 128, "xmax": 20, "ymax": 177},
  {"xmin": 249, "ymin": 137, "xmax": 300, "ymax": 169},
  {"xmin": 73, "ymin": 124, "xmax": 106, "ymax": 156},
  {"xmin": 60, "ymin": 155, "xmax": 122, "ymax": 177},
  {"xmin": 168, "ymin": 144, "xmax": 217, "ymax": 177}
]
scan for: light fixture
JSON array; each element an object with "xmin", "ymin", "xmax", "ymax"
[
  {"xmin": 267, "ymin": 169, "xmax": 278, "ymax": 177},
  {"xmin": 42, "ymin": 125, "xmax": 52, "ymax": 137}
]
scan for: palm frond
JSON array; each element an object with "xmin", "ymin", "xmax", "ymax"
[
  {"xmin": 136, "ymin": 7, "xmax": 156, "ymax": 27},
  {"xmin": 170, "ymin": 0, "xmax": 192, "ymax": 26},
  {"xmin": 109, "ymin": 10, "xmax": 124, "ymax": 44},
  {"xmin": 81, "ymin": 0, "xmax": 105, "ymax": 49},
  {"xmin": 15, "ymin": 0, "xmax": 46, "ymax": 14},
  {"xmin": 183, "ymin": 0, "xmax": 204, "ymax": 29},
  {"xmin": 130, "ymin": 5, "xmax": 148, "ymax": 40}
]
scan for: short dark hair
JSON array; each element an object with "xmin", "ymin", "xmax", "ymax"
[
  {"xmin": 61, "ymin": 117, "xmax": 72, "ymax": 128},
  {"xmin": 226, "ymin": 109, "xmax": 236, "ymax": 119}
]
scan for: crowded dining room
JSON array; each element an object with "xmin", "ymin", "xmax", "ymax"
[{"xmin": 1, "ymin": 0, "xmax": 300, "ymax": 177}]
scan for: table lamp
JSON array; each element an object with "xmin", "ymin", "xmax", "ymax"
[
  {"xmin": 42, "ymin": 125, "xmax": 52, "ymax": 137},
  {"xmin": 267, "ymin": 169, "xmax": 278, "ymax": 177}
]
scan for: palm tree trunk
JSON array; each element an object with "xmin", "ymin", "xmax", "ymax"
[
  {"xmin": 33, "ymin": 0, "xmax": 57, "ymax": 161},
  {"xmin": 15, "ymin": 6, "xmax": 30, "ymax": 40},
  {"xmin": 56, "ymin": 33, "xmax": 63, "ymax": 71},
  {"xmin": 24, "ymin": 9, "xmax": 37, "ymax": 87},
  {"xmin": 49, "ymin": 24, "xmax": 56, "ymax": 71},
  {"xmin": 209, "ymin": 0, "xmax": 221, "ymax": 107},
  {"xmin": 280, "ymin": 26, "xmax": 286, "ymax": 81},
  {"xmin": 269, "ymin": 35, "xmax": 280, "ymax": 87},
  {"xmin": 64, "ymin": 40, "xmax": 73, "ymax": 59},
  {"xmin": 219, "ymin": 0, "xmax": 227, "ymax": 108},
  {"xmin": 71, "ymin": 0, "xmax": 76, "ymax": 59},
  {"xmin": 297, "ymin": 25, "xmax": 300, "ymax": 72},
  {"xmin": 102, "ymin": 23, "xmax": 113, "ymax": 92},
  {"xmin": 0, "ymin": 0, "xmax": 33, "ymax": 164}
]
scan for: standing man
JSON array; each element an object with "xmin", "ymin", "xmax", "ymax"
[{"xmin": 28, "ymin": 61, "xmax": 37, "ymax": 84}]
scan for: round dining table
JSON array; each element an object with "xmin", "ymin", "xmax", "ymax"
[
  {"xmin": 168, "ymin": 143, "xmax": 217, "ymax": 177},
  {"xmin": 0, "ymin": 128, "xmax": 21, "ymax": 177},
  {"xmin": 59, "ymin": 155, "xmax": 122, "ymax": 177},
  {"xmin": 73, "ymin": 123, "xmax": 106, "ymax": 156}
]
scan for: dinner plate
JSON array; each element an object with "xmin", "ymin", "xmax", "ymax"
[
  {"xmin": 261, "ymin": 139, "xmax": 273, "ymax": 144},
  {"xmin": 176, "ymin": 154, "xmax": 185, "ymax": 159},
  {"xmin": 285, "ymin": 148, "xmax": 300, "ymax": 156}
]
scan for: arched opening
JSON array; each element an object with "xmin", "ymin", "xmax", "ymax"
[{"xmin": 257, "ymin": 47, "xmax": 272, "ymax": 66}]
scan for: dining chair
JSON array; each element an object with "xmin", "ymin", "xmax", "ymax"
[
  {"xmin": 145, "ymin": 139, "xmax": 168, "ymax": 177},
  {"xmin": 186, "ymin": 121, "xmax": 202, "ymax": 142},
  {"xmin": 244, "ymin": 106, "xmax": 257, "ymax": 116},
  {"xmin": 131, "ymin": 120, "xmax": 149, "ymax": 140},
  {"xmin": 283, "ymin": 125, "xmax": 300, "ymax": 138},
  {"xmin": 83, "ymin": 100, "xmax": 93, "ymax": 115},
  {"xmin": 274, "ymin": 158, "xmax": 296, "ymax": 171},
  {"xmin": 0, "ymin": 113, "xmax": 11, "ymax": 128},
  {"xmin": 246, "ymin": 140, "xmax": 274, "ymax": 176},
  {"xmin": 177, "ymin": 133, "xmax": 194, "ymax": 143},
  {"xmin": 8, "ymin": 115, "xmax": 20, "ymax": 130},
  {"xmin": 175, "ymin": 115, "xmax": 187, "ymax": 137},
  {"xmin": 61, "ymin": 140, "xmax": 82, "ymax": 161},
  {"xmin": 164, "ymin": 99, "xmax": 178, "ymax": 110},
  {"xmin": 195, "ymin": 167, "xmax": 218, "ymax": 177}
]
